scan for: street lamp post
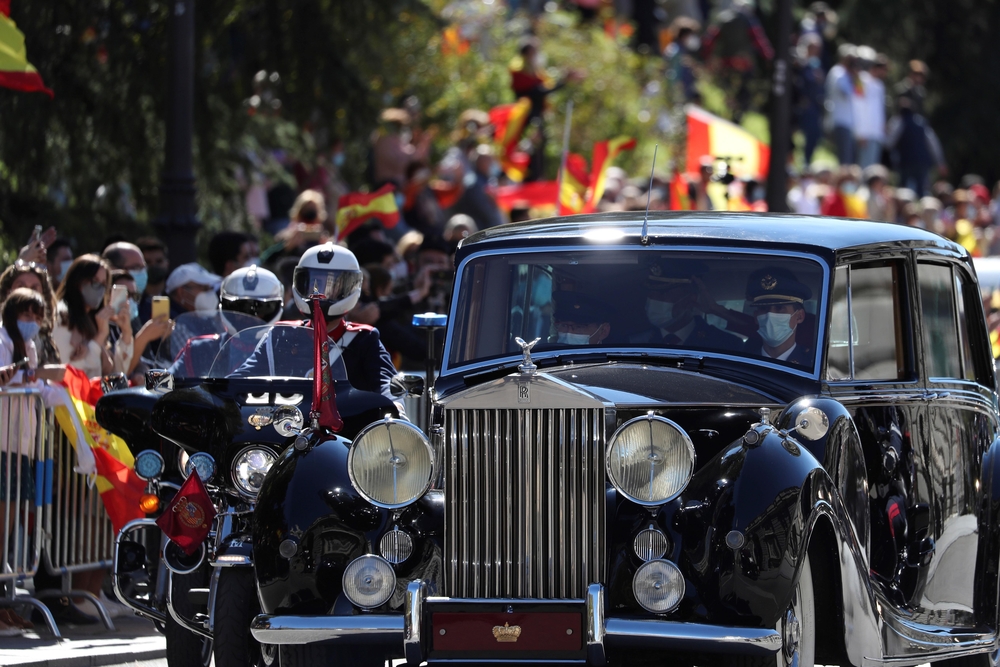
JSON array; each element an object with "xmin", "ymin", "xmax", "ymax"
[
  {"xmin": 154, "ymin": 0, "xmax": 199, "ymax": 266},
  {"xmin": 765, "ymin": 0, "xmax": 793, "ymax": 213}
]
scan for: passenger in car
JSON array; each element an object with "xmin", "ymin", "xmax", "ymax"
[
  {"xmin": 629, "ymin": 260, "xmax": 742, "ymax": 351},
  {"xmin": 551, "ymin": 292, "xmax": 613, "ymax": 345},
  {"xmin": 743, "ymin": 267, "xmax": 814, "ymax": 365}
]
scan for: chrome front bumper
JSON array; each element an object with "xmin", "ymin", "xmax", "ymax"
[{"xmin": 250, "ymin": 582, "xmax": 782, "ymax": 665}]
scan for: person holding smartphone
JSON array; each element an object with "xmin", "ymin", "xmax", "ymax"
[{"xmin": 52, "ymin": 255, "xmax": 133, "ymax": 380}]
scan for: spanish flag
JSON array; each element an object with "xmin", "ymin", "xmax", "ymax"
[
  {"xmin": 489, "ymin": 99, "xmax": 532, "ymax": 182},
  {"xmin": 685, "ymin": 105, "xmax": 770, "ymax": 180},
  {"xmin": 54, "ymin": 366, "xmax": 144, "ymax": 533},
  {"xmin": 669, "ymin": 173, "xmax": 691, "ymax": 211},
  {"xmin": 0, "ymin": 2, "xmax": 53, "ymax": 97},
  {"xmin": 492, "ymin": 180, "xmax": 559, "ymax": 212},
  {"xmin": 559, "ymin": 153, "xmax": 590, "ymax": 215},
  {"xmin": 584, "ymin": 136, "xmax": 637, "ymax": 212},
  {"xmin": 335, "ymin": 184, "xmax": 400, "ymax": 241}
]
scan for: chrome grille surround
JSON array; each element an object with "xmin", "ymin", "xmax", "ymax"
[{"xmin": 441, "ymin": 374, "xmax": 609, "ymax": 599}]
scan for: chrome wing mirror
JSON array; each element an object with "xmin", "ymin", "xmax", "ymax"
[
  {"xmin": 144, "ymin": 369, "xmax": 174, "ymax": 394},
  {"xmin": 101, "ymin": 373, "xmax": 129, "ymax": 394},
  {"xmin": 792, "ymin": 406, "xmax": 829, "ymax": 441},
  {"xmin": 273, "ymin": 405, "xmax": 305, "ymax": 437},
  {"xmin": 389, "ymin": 373, "xmax": 425, "ymax": 399}
]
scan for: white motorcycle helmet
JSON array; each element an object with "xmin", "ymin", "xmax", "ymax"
[
  {"xmin": 292, "ymin": 243, "xmax": 363, "ymax": 318},
  {"xmin": 219, "ymin": 265, "xmax": 284, "ymax": 325}
]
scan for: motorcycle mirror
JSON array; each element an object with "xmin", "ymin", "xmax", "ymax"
[
  {"xmin": 273, "ymin": 405, "xmax": 305, "ymax": 437},
  {"xmin": 145, "ymin": 369, "xmax": 174, "ymax": 394},
  {"xmin": 793, "ymin": 406, "xmax": 829, "ymax": 441},
  {"xmin": 101, "ymin": 372, "xmax": 129, "ymax": 394},
  {"xmin": 389, "ymin": 373, "xmax": 425, "ymax": 398}
]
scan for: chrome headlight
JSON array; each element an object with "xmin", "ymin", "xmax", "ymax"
[
  {"xmin": 134, "ymin": 450, "xmax": 164, "ymax": 481},
  {"xmin": 607, "ymin": 414, "xmax": 695, "ymax": 506},
  {"xmin": 347, "ymin": 416, "xmax": 434, "ymax": 509},
  {"xmin": 231, "ymin": 446, "xmax": 277, "ymax": 498}
]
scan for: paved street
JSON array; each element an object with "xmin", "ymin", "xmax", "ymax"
[{"xmin": 0, "ymin": 614, "xmax": 164, "ymax": 667}]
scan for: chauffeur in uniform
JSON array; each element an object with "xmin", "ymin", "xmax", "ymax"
[
  {"xmin": 629, "ymin": 260, "xmax": 742, "ymax": 352},
  {"xmin": 743, "ymin": 266, "xmax": 814, "ymax": 365}
]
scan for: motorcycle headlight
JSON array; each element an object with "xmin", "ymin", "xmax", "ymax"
[
  {"xmin": 231, "ymin": 446, "xmax": 277, "ymax": 498},
  {"xmin": 135, "ymin": 450, "xmax": 164, "ymax": 481},
  {"xmin": 348, "ymin": 416, "xmax": 434, "ymax": 509},
  {"xmin": 607, "ymin": 414, "xmax": 695, "ymax": 506},
  {"xmin": 181, "ymin": 451, "xmax": 216, "ymax": 483}
]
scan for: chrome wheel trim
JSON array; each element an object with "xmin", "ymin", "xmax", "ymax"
[{"xmin": 782, "ymin": 553, "xmax": 815, "ymax": 667}]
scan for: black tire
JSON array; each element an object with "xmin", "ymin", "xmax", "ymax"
[
  {"xmin": 278, "ymin": 644, "xmax": 385, "ymax": 667},
  {"xmin": 214, "ymin": 568, "xmax": 271, "ymax": 667},
  {"xmin": 728, "ymin": 554, "xmax": 816, "ymax": 667},
  {"xmin": 166, "ymin": 569, "xmax": 212, "ymax": 667},
  {"xmin": 937, "ymin": 649, "xmax": 1000, "ymax": 667}
]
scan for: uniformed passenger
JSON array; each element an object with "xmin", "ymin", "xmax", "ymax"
[
  {"xmin": 743, "ymin": 267, "xmax": 814, "ymax": 365},
  {"xmin": 629, "ymin": 260, "xmax": 742, "ymax": 351},
  {"xmin": 551, "ymin": 292, "xmax": 613, "ymax": 345}
]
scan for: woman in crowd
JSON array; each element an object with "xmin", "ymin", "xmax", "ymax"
[
  {"xmin": 53, "ymin": 255, "xmax": 133, "ymax": 380},
  {"xmin": 0, "ymin": 261, "xmax": 60, "ymax": 366}
]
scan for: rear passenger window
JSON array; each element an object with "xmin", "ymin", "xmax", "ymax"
[
  {"xmin": 918, "ymin": 263, "xmax": 962, "ymax": 379},
  {"xmin": 827, "ymin": 262, "xmax": 906, "ymax": 381}
]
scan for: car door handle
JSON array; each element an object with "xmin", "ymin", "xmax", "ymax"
[{"xmin": 923, "ymin": 391, "xmax": 950, "ymax": 401}]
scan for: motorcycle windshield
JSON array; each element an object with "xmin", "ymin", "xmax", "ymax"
[
  {"xmin": 159, "ymin": 311, "xmax": 267, "ymax": 379},
  {"xmin": 209, "ymin": 324, "xmax": 349, "ymax": 382}
]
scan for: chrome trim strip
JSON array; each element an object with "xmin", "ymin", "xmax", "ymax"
[
  {"xmin": 441, "ymin": 244, "xmax": 830, "ymax": 380},
  {"xmin": 250, "ymin": 614, "xmax": 404, "ymax": 645},
  {"xmin": 403, "ymin": 580, "xmax": 426, "ymax": 665},
  {"xmin": 587, "ymin": 583, "xmax": 606, "ymax": 666},
  {"xmin": 604, "ymin": 618, "xmax": 781, "ymax": 656}
]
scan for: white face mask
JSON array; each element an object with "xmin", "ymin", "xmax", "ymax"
[
  {"xmin": 194, "ymin": 290, "xmax": 219, "ymax": 314},
  {"xmin": 645, "ymin": 298, "xmax": 675, "ymax": 329},
  {"xmin": 557, "ymin": 331, "xmax": 594, "ymax": 345},
  {"xmin": 757, "ymin": 312, "xmax": 796, "ymax": 347}
]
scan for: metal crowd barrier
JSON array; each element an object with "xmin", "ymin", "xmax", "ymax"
[{"xmin": 0, "ymin": 386, "xmax": 116, "ymax": 636}]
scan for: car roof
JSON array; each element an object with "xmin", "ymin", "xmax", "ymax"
[{"xmin": 458, "ymin": 212, "xmax": 965, "ymax": 258}]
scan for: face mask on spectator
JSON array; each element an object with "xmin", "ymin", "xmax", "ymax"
[
  {"xmin": 130, "ymin": 268, "xmax": 148, "ymax": 294},
  {"xmin": 16, "ymin": 320, "xmax": 40, "ymax": 342},
  {"xmin": 194, "ymin": 290, "xmax": 219, "ymax": 314},
  {"xmin": 56, "ymin": 260, "xmax": 73, "ymax": 284},
  {"xmin": 128, "ymin": 298, "xmax": 139, "ymax": 321},
  {"xmin": 81, "ymin": 282, "xmax": 106, "ymax": 309}
]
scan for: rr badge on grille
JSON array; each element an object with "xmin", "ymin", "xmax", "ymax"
[
  {"xmin": 492, "ymin": 622, "xmax": 521, "ymax": 643},
  {"xmin": 517, "ymin": 383, "xmax": 530, "ymax": 403}
]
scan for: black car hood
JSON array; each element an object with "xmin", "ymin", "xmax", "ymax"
[{"xmin": 543, "ymin": 363, "xmax": 777, "ymax": 407}]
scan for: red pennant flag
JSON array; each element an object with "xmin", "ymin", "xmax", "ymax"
[
  {"xmin": 0, "ymin": 2, "xmax": 54, "ymax": 97},
  {"xmin": 311, "ymin": 299, "xmax": 343, "ymax": 433},
  {"xmin": 335, "ymin": 184, "xmax": 400, "ymax": 241},
  {"xmin": 156, "ymin": 471, "xmax": 216, "ymax": 555},
  {"xmin": 491, "ymin": 180, "xmax": 559, "ymax": 212}
]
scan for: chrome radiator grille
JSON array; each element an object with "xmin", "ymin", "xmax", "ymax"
[{"xmin": 444, "ymin": 407, "xmax": 606, "ymax": 599}]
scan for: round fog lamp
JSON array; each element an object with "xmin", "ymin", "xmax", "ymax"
[
  {"xmin": 633, "ymin": 559, "xmax": 685, "ymax": 613},
  {"xmin": 183, "ymin": 452, "xmax": 216, "ymax": 483},
  {"xmin": 231, "ymin": 446, "xmax": 277, "ymax": 497},
  {"xmin": 379, "ymin": 529, "xmax": 413, "ymax": 564},
  {"xmin": 135, "ymin": 450, "xmax": 164, "ymax": 481},
  {"xmin": 342, "ymin": 555, "xmax": 395, "ymax": 609}
]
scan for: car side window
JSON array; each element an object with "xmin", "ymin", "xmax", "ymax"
[
  {"xmin": 827, "ymin": 262, "xmax": 905, "ymax": 381},
  {"xmin": 918, "ymin": 262, "xmax": 963, "ymax": 380},
  {"xmin": 954, "ymin": 271, "xmax": 976, "ymax": 382}
]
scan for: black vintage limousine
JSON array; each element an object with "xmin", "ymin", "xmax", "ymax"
[{"xmin": 251, "ymin": 213, "xmax": 1000, "ymax": 667}]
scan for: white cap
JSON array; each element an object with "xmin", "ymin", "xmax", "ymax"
[{"xmin": 166, "ymin": 262, "xmax": 223, "ymax": 294}]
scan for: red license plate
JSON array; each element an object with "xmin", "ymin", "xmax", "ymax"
[{"xmin": 432, "ymin": 611, "xmax": 583, "ymax": 652}]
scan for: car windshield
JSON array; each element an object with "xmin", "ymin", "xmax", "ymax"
[
  {"xmin": 159, "ymin": 311, "xmax": 266, "ymax": 379},
  {"xmin": 446, "ymin": 249, "xmax": 826, "ymax": 372},
  {"xmin": 208, "ymin": 324, "xmax": 349, "ymax": 381}
]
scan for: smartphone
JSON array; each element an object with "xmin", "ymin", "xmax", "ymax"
[
  {"xmin": 110, "ymin": 284, "xmax": 129, "ymax": 312},
  {"xmin": 151, "ymin": 295, "xmax": 170, "ymax": 320},
  {"xmin": 29, "ymin": 225, "xmax": 42, "ymax": 244},
  {"xmin": 13, "ymin": 357, "xmax": 29, "ymax": 370}
]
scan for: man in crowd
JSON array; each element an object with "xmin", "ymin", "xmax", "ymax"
[
  {"xmin": 45, "ymin": 239, "xmax": 73, "ymax": 290},
  {"xmin": 208, "ymin": 231, "xmax": 259, "ymax": 278},
  {"xmin": 826, "ymin": 43, "xmax": 858, "ymax": 166},
  {"xmin": 166, "ymin": 263, "xmax": 223, "ymax": 318}
]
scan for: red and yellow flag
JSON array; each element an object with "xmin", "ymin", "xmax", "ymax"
[
  {"xmin": 54, "ymin": 366, "xmax": 144, "ymax": 532},
  {"xmin": 492, "ymin": 181, "xmax": 559, "ymax": 212},
  {"xmin": 0, "ymin": 2, "xmax": 52, "ymax": 97},
  {"xmin": 584, "ymin": 136, "xmax": 637, "ymax": 212},
  {"xmin": 559, "ymin": 153, "xmax": 590, "ymax": 215},
  {"xmin": 489, "ymin": 99, "xmax": 532, "ymax": 182},
  {"xmin": 685, "ymin": 105, "xmax": 770, "ymax": 180},
  {"xmin": 156, "ymin": 471, "xmax": 216, "ymax": 555},
  {"xmin": 669, "ymin": 173, "xmax": 692, "ymax": 211},
  {"xmin": 335, "ymin": 184, "xmax": 400, "ymax": 241}
]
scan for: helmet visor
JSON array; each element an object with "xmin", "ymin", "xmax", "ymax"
[
  {"xmin": 221, "ymin": 296, "xmax": 284, "ymax": 323},
  {"xmin": 294, "ymin": 268, "xmax": 363, "ymax": 304}
]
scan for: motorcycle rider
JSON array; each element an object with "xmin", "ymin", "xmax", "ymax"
[
  {"xmin": 167, "ymin": 264, "xmax": 283, "ymax": 376},
  {"xmin": 235, "ymin": 243, "xmax": 400, "ymax": 404}
]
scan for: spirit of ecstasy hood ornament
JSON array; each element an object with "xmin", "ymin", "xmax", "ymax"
[{"xmin": 515, "ymin": 337, "xmax": 541, "ymax": 374}]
